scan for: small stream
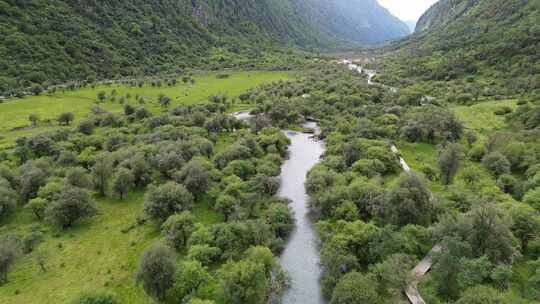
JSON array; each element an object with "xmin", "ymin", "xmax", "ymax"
[{"xmin": 279, "ymin": 122, "xmax": 325, "ymax": 304}]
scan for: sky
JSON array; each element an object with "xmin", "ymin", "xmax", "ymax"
[{"xmin": 377, "ymin": 0, "xmax": 440, "ymax": 21}]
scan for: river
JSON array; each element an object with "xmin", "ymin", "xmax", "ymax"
[
  {"xmin": 279, "ymin": 122, "xmax": 325, "ymax": 304},
  {"xmin": 233, "ymin": 112, "xmax": 326, "ymax": 303}
]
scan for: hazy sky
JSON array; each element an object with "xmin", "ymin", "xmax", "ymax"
[{"xmin": 378, "ymin": 0, "xmax": 439, "ymax": 21}]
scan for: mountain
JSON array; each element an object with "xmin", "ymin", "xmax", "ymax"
[
  {"xmin": 381, "ymin": 0, "xmax": 539, "ymax": 95},
  {"xmin": 305, "ymin": 0, "xmax": 410, "ymax": 45},
  {"xmin": 0, "ymin": 0, "xmax": 408, "ymax": 94}
]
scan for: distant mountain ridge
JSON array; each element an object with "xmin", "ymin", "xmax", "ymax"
[
  {"xmin": 307, "ymin": 0, "xmax": 410, "ymax": 45},
  {"xmin": 0, "ymin": 0, "xmax": 408, "ymax": 93}
]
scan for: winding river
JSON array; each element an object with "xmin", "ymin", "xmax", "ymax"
[{"xmin": 279, "ymin": 122, "xmax": 325, "ymax": 304}]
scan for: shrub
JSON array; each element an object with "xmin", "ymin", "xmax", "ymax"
[
  {"xmin": 71, "ymin": 291, "xmax": 118, "ymax": 304},
  {"xmin": 469, "ymin": 144, "xmax": 486, "ymax": 162},
  {"xmin": 21, "ymin": 231, "xmax": 43, "ymax": 254},
  {"xmin": 58, "ymin": 112, "xmax": 74, "ymax": 126},
  {"xmin": 494, "ymin": 106, "xmax": 513, "ymax": 115}
]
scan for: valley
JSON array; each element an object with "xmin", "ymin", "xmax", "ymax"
[{"xmin": 0, "ymin": 1, "xmax": 539, "ymax": 304}]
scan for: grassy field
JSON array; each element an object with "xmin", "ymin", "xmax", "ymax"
[
  {"xmin": 0, "ymin": 190, "xmax": 225, "ymax": 304},
  {"xmin": 0, "ymin": 71, "xmax": 290, "ymax": 149},
  {"xmin": 0, "ymin": 136, "xmax": 239, "ymax": 304},
  {"xmin": 452, "ymin": 99, "xmax": 518, "ymax": 138},
  {"xmin": 0, "ymin": 191, "xmax": 157, "ymax": 304}
]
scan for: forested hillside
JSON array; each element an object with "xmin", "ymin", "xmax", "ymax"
[
  {"xmin": 0, "ymin": 0, "xmax": 408, "ymax": 95},
  {"xmin": 304, "ymin": 0, "xmax": 410, "ymax": 45},
  {"xmin": 379, "ymin": 0, "xmax": 540, "ymax": 98}
]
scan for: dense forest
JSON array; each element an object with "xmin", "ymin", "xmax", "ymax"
[{"xmin": 0, "ymin": 0, "xmax": 408, "ymax": 95}]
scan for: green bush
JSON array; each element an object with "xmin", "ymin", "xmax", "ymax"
[{"xmin": 70, "ymin": 291, "xmax": 118, "ymax": 304}]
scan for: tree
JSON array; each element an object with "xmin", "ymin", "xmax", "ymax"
[
  {"xmin": 124, "ymin": 104, "xmax": 135, "ymax": 115},
  {"xmin": 439, "ymin": 143, "xmax": 461, "ymax": 185},
  {"xmin": 491, "ymin": 264, "xmax": 513, "ymax": 290},
  {"xmin": 0, "ymin": 240, "xmax": 19, "ymax": 284},
  {"xmin": 136, "ymin": 243, "xmax": 176, "ymax": 301},
  {"xmin": 0, "ymin": 185, "xmax": 16, "ymax": 220},
  {"xmin": 382, "ymin": 173, "xmax": 434, "ymax": 227},
  {"xmin": 66, "ymin": 167, "xmax": 92, "ymax": 189},
  {"xmin": 511, "ymin": 204, "xmax": 540, "ymax": 252},
  {"xmin": 91, "ymin": 153, "xmax": 113, "ymax": 196},
  {"xmin": 143, "ymin": 182, "xmax": 194, "ymax": 222},
  {"xmin": 175, "ymin": 159, "xmax": 211, "ymax": 199},
  {"xmin": 70, "ymin": 291, "xmax": 118, "ymax": 304},
  {"xmin": 112, "ymin": 168, "xmax": 134, "ymax": 200},
  {"xmin": 219, "ymin": 259, "xmax": 267, "ymax": 304},
  {"xmin": 58, "ymin": 112, "xmax": 74, "ymax": 126},
  {"xmin": 45, "ymin": 185, "xmax": 97, "ymax": 228},
  {"xmin": 19, "ymin": 165, "xmax": 47, "ymax": 202},
  {"xmin": 97, "ymin": 91, "xmax": 107, "ymax": 103},
  {"xmin": 455, "ymin": 286, "xmax": 505, "ymax": 304},
  {"xmin": 30, "ymin": 84, "xmax": 44, "ymax": 96},
  {"xmin": 245, "ymin": 246, "xmax": 277, "ymax": 276},
  {"xmin": 22, "ymin": 231, "xmax": 44, "ymax": 253},
  {"xmin": 330, "ymin": 272, "xmax": 379, "ymax": 304},
  {"xmin": 266, "ymin": 203, "xmax": 294, "ymax": 238},
  {"xmin": 482, "ymin": 152, "xmax": 510, "ymax": 177},
  {"xmin": 466, "ymin": 131, "xmax": 478, "ymax": 148},
  {"xmin": 159, "ymin": 95, "xmax": 171, "ymax": 108},
  {"xmin": 462, "ymin": 167, "xmax": 481, "ymax": 185},
  {"xmin": 215, "ymin": 194, "xmax": 237, "ymax": 221},
  {"xmin": 187, "ymin": 245, "xmax": 221, "ymax": 266},
  {"xmin": 77, "ymin": 119, "xmax": 95, "ymax": 135},
  {"xmin": 29, "ymin": 114, "xmax": 39, "ymax": 127},
  {"xmin": 524, "ymin": 188, "xmax": 540, "ymax": 211},
  {"xmin": 26, "ymin": 198, "xmax": 47, "ymax": 220},
  {"xmin": 372, "ymin": 254, "xmax": 417, "ymax": 298},
  {"xmin": 167, "ymin": 261, "xmax": 211, "ymax": 302},
  {"xmin": 162, "ymin": 212, "xmax": 195, "ymax": 250}
]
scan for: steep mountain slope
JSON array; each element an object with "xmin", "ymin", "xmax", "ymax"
[
  {"xmin": 380, "ymin": 0, "xmax": 539, "ymax": 96},
  {"xmin": 305, "ymin": 0, "xmax": 410, "ymax": 45},
  {"xmin": 0, "ymin": 0, "xmax": 408, "ymax": 94}
]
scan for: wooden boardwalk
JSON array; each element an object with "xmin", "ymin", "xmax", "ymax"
[{"xmin": 391, "ymin": 144, "xmax": 441, "ymax": 304}]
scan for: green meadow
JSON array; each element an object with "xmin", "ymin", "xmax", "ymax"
[
  {"xmin": 0, "ymin": 71, "xmax": 290, "ymax": 149},
  {"xmin": 451, "ymin": 99, "xmax": 518, "ymax": 138}
]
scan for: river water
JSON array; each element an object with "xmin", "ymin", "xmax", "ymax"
[{"xmin": 279, "ymin": 122, "xmax": 326, "ymax": 304}]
